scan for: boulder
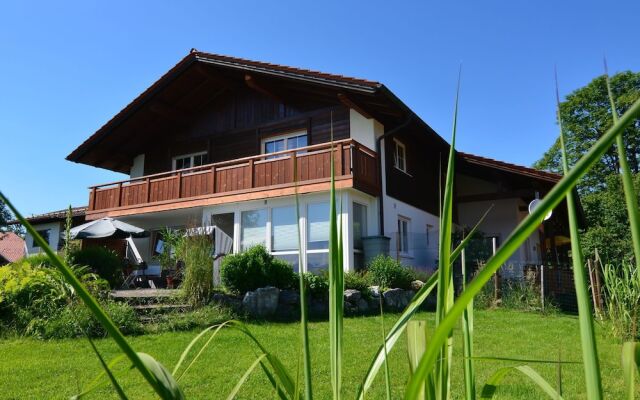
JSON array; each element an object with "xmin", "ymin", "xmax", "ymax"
[
  {"xmin": 369, "ymin": 286, "xmax": 381, "ymax": 297},
  {"xmin": 242, "ymin": 286, "xmax": 280, "ymax": 318},
  {"xmin": 411, "ymin": 280, "xmax": 425, "ymax": 291},
  {"xmin": 344, "ymin": 289, "xmax": 362, "ymax": 303},
  {"xmin": 309, "ymin": 297, "xmax": 329, "ymax": 317},
  {"xmin": 211, "ymin": 292, "xmax": 242, "ymax": 311},
  {"xmin": 357, "ymin": 298, "xmax": 369, "ymax": 313},
  {"xmin": 384, "ymin": 288, "xmax": 411, "ymax": 310},
  {"xmin": 279, "ymin": 289, "xmax": 300, "ymax": 306}
]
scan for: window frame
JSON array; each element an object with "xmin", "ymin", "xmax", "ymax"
[
  {"xmin": 172, "ymin": 151, "xmax": 208, "ymax": 171},
  {"xmin": 270, "ymin": 206, "xmax": 300, "ymax": 269},
  {"xmin": 397, "ymin": 216, "xmax": 410, "ymax": 256},
  {"xmin": 33, "ymin": 229, "xmax": 51, "ymax": 248},
  {"xmin": 393, "ymin": 138, "xmax": 408, "ymax": 173},
  {"xmin": 261, "ymin": 130, "xmax": 308, "ymax": 156}
]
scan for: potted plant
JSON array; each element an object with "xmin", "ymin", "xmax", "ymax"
[{"xmin": 155, "ymin": 227, "xmax": 182, "ymax": 288}]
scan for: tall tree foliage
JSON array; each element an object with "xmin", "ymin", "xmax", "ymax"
[
  {"xmin": 534, "ymin": 71, "xmax": 640, "ymax": 193},
  {"xmin": 534, "ymin": 71, "xmax": 640, "ymax": 262},
  {"xmin": 0, "ymin": 199, "xmax": 21, "ymax": 234}
]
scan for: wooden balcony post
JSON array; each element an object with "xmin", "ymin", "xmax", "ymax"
[
  {"xmin": 248, "ymin": 159, "xmax": 254, "ymax": 188},
  {"xmin": 116, "ymin": 183, "xmax": 122, "ymax": 207},
  {"xmin": 335, "ymin": 143, "xmax": 343, "ymax": 176},
  {"xmin": 211, "ymin": 166, "xmax": 217, "ymax": 193},
  {"xmin": 145, "ymin": 178, "xmax": 151, "ymax": 202},
  {"xmin": 290, "ymin": 152, "xmax": 297, "ymax": 183},
  {"xmin": 177, "ymin": 172, "xmax": 183, "ymax": 198},
  {"xmin": 89, "ymin": 187, "xmax": 96, "ymax": 211}
]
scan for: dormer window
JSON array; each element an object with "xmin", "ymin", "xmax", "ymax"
[
  {"xmin": 262, "ymin": 131, "xmax": 308, "ymax": 157},
  {"xmin": 173, "ymin": 152, "xmax": 208, "ymax": 170},
  {"xmin": 394, "ymin": 139, "xmax": 407, "ymax": 173}
]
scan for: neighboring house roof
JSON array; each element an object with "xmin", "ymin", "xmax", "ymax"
[
  {"xmin": 7, "ymin": 206, "xmax": 87, "ymax": 225},
  {"xmin": 459, "ymin": 152, "xmax": 562, "ymax": 183},
  {"xmin": 0, "ymin": 232, "xmax": 25, "ymax": 263}
]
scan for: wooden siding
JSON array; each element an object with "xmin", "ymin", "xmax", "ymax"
[{"xmin": 88, "ymin": 139, "xmax": 378, "ymax": 217}]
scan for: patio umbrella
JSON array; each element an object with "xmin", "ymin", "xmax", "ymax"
[{"xmin": 69, "ymin": 217, "xmax": 148, "ymax": 240}]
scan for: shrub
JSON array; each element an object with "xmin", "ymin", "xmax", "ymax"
[
  {"xmin": 70, "ymin": 246, "xmax": 122, "ymax": 288},
  {"xmin": 366, "ymin": 255, "xmax": 415, "ymax": 290},
  {"xmin": 176, "ymin": 233, "xmax": 214, "ymax": 306},
  {"xmin": 344, "ymin": 271, "xmax": 370, "ymax": 295},
  {"xmin": 302, "ymin": 272, "xmax": 329, "ymax": 299},
  {"xmin": 21, "ymin": 253, "xmax": 54, "ymax": 268},
  {"xmin": 220, "ymin": 245, "xmax": 296, "ymax": 293}
]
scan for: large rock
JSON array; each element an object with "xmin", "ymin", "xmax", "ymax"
[
  {"xmin": 344, "ymin": 289, "xmax": 362, "ymax": 303},
  {"xmin": 357, "ymin": 298, "xmax": 369, "ymax": 313},
  {"xmin": 279, "ymin": 289, "xmax": 300, "ymax": 306},
  {"xmin": 242, "ymin": 286, "xmax": 280, "ymax": 318},
  {"xmin": 411, "ymin": 280, "xmax": 425, "ymax": 291},
  {"xmin": 369, "ymin": 286, "xmax": 381, "ymax": 297},
  {"xmin": 383, "ymin": 288, "xmax": 412, "ymax": 310}
]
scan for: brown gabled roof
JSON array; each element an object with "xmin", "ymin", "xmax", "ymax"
[
  {"xmin": 8, "ymin": 206, "xmax": 87, "ymax": 225},
  {"xmin": 66, "ymin": 50, "xmax": 383, "ymax": 163},
  {"xmin": 459, "ymin": 152, "xmax": 562, "ymax": 183},
  {"xmin": 0, "ymin": 232, "xmax": 25, "ymax": 263}
]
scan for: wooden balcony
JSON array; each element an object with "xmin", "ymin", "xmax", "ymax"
[{"xmin": 86, "ymin": 139, "xmax": 379, "ymax": 220}]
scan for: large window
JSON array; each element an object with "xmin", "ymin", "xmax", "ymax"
[
  {"xmin": 271, "ymin": 206, "xmax": 300, "ymax": 271},
  {"xmin": 173, "ymin": 152, "xmax": 208, "ymax": 170},
  {"xmin": 397, "ymin": 216, "xmax": 410, "ymax": 255},
  {"xmin": 307, "ymin": 202, "xmax": 330, "ymax": 272},
  {"xmin": 241, "ymin": 209, "xmax": 267, "ymax": 251},
  {"xmin": 353, "ymin": 203, "xmax": 367, "ymax": 270},
  {"xmin": 394, "ymin": 139, "xmax": 407, "ymax": 173},
  {"xmin": 262, "ymin": 131, "xmax": 308, "ymax": 157}
]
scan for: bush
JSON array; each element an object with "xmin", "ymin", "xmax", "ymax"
[
  {"xmin": 366, "ymin": 255, "xmax": 415, "ymax": 290},
  {"xmin": 70, "ymin": 246, "xmax": 122, "ymax": 288},
  {"xmin": 344, "ymin": 271, "xmax": 370, "ymax": 295},
  {"xmin": 177, "ymin": 233, "xmax": 214, "ymax": 306},
  {"xmin": 21, "ymin": 253, "xmax": 54, "ymax": 268},
  {"xmin": 220, "ymin": 246, "xmax": 296, "ymax": 293},
  {"xmin": 301, "ymin": 272, "xmax": 329, "ymax": 298}
]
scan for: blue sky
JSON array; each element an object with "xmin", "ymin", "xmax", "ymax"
[{"xmin": 1, "ymin": 0, "xmax": 639, "ymax": 216}]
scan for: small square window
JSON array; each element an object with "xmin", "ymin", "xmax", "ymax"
[
  {"xmin": 397, "ymin": 217, "xmax": 410, "ymax": 254},
  {"xmin": 33, "ymin": 229, "xmax": 50, "ymax": 248}
]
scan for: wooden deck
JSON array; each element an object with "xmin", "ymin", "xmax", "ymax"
[{"xmin": 86, "ymin": 139, "xmax": 379, "ymax": 219}]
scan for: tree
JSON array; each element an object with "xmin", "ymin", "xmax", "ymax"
[
  {"xmin": 534, "ymin": 71, "xmax": 640, "ymax": 193},
  {"xmin": 534, "ymin": 71, "xmax": 640, "ymax": 263},
  {"xmin": 0, "ymin": 199, "xmax": 22, "ymax": 234}
]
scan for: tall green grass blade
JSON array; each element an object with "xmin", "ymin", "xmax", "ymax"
[
  {"xmin": 294, "ymin": 156, "xmax": 313, "ymax": 400},
  {"xmin": 228, "ymin": 321, "xmax": 297, "ymax": 399},
  {"xmin": 461, "ymin": 249, "xmax": 476, "ymax": 400},
  {"xmin": 621, "ymin": 342, "xmax": 640, "ymax": 399},
  {"xmin": 604, "ymin": 59, "xmax": 640, "ymax": 267},
  {"xmin": 328, "ymin": 113, "xmax": 344, "ymax": 400},
  {"xmin": 480, "ymin": 365, "xmax": 564, "ymax": 399},
  {"xmin": 137, "ymin": 353, "xmax": 185, "ymax": 400},
  {"xmin": 470, "ymin": 356, "xmax": 580, "ymax": 364},
  {"xmin": 556, "ymin": 71, "xmax": 603, "ymax": 400},
  {"xmin": 259, "ymin": 362, "xmax": 290, "ymax": 400},
  {"xmin": 357, "ymin": 272, "xmax": 438, "ymax": 399},
  {"xmin": 72, "ymin": 338, "xmax": 128, "ymax": 400},
  {"xmin": 0, "ymin": 192, "xmax": 181, "ymax": 400},
  {"xmin": 434, "ymin": 67, "xmax": 461, "ymax": 400},
  {"xmin": 407, "ymin": 320, "xmax": 428, "ymax": 400},
  {"xmin": 176, "ymin": 322, "xmax": 231, "ymax": 381},
  {"xmin": 404, "ymin": 95, "xmax": 640, "ymax": 400},
  {"xmin": 380, "ymin": 297, "xmax": 392, "ymax": 400},
  {"xmin": 226, "ymin": 354, "xmax": 268, "ymax": 400},
  {"xmin": 173, "ymin": 323, "xmax": 221, "ymax": 376},
  {"xmin": 73, "ymin": 354, "xmax": 129, "ymax": 399}
]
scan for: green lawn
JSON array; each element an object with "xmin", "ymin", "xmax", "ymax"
[{"xmin": 0, "ymin": 309, "xmax": 631, "ymax": 399}]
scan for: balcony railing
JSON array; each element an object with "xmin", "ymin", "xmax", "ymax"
[{"xmin": 87, "ymin": 139, "xmax": 379, "ymax": 214}]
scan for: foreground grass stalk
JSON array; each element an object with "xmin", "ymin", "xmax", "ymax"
[
  {"xmin": 0, "ymin": 192, "xmax": 179, "ymax": 400},
  {"xmin": 461, "ymin": 249, "xmax": 475, "ymax": 400},
  {"xmin": 295, "ymin": 152, "xmax": 313, "ymax": 400},
  {"xmin": 556, "ymin": 73, "xmax": 603, "ymax": 400},
  {"xmin": 435, "ymin": 69, "xmax": 461, "ymax": 400},
  {"xmin": 405, "ymin": 96, "xmax": 640, "ymax": 399},
  {"xmin": 328, "ymin": 114, "xmax": 344, "ymax": 400},
  {"xmin": 604, "ymin": 61, "xmax": 640, "ymax": 267}
]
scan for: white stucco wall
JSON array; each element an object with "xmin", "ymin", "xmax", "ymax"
[
  {"xmin": 25, "ymin": 222, "xmax": 62, "ymax": 255},
  {"xmin": 349, "ymin": 109, "xmax": 384, "ymax": 150},
  {"xmin": 130, "ymin": 154, "xmax": 145, "ymax": 178}
]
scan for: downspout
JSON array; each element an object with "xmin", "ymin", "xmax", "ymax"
[{"xmin": 375, "ymin": 117, "xmax": 412, "ymax": 235}]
